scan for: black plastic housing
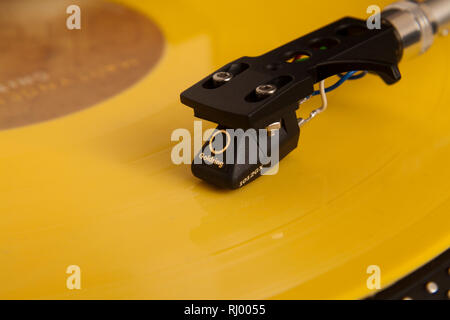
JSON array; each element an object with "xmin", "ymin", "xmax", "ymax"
[
  {"xmin": 181, "ymin": 17, "xmax": 402, "ymax": 130},
  {"xmin": 180, "ymin": 17, "xmax": 403, "ymax": 189}
]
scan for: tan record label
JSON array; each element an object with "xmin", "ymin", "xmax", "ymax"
[{"xmin": 0, "ymin": 0, "xmax": 164, "ymax": 130}]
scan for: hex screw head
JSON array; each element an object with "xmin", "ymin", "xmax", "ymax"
[
  {"xmin": 212, "ymin": 71, "xmax": 233, "ymax": 84},
  {"xmin": 255, "ymin": 84, "xmax": 277, "ymax": 97}
]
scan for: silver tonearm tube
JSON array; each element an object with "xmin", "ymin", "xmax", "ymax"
[{"xmin": 383, "ymin": 0, "xmax": 450, "ymax": 57}]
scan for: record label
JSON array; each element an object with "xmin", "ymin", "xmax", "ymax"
[{"xmin": 0, "ymin": 0, "xmax": 164, "ymax": 130}]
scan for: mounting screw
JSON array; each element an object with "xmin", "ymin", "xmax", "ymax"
[
  {"xmin": 426, "ymin": 281, "xmax": 439, "ymax": 294},
  {"xmin": 212, "ymin": 71, "xmax": 233, "ymax": 84},
  {"xmin": 255, "ymin": 84, "xmax": 277, "ymax": 97},
  {"xmin": 266, "ymin": 121, "xmax": 282, "ymax": 136}
]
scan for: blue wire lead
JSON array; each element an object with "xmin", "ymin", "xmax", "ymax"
[{"xmin": 311, "ymin": 71, "xmax": 366, "ymax": 96}]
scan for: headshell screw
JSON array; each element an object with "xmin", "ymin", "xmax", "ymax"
[
  {"xmin": 212, "ymin": 71, "xmax": 233, "ymax": 84},
  {"xmin": 255, "ymin": 84, "xmax": 277, "ymax": 97}
]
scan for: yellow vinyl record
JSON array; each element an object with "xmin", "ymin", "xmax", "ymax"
[{"xmin": 0, "ymin": 0, "xmax": 449, "ymax": 299}]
